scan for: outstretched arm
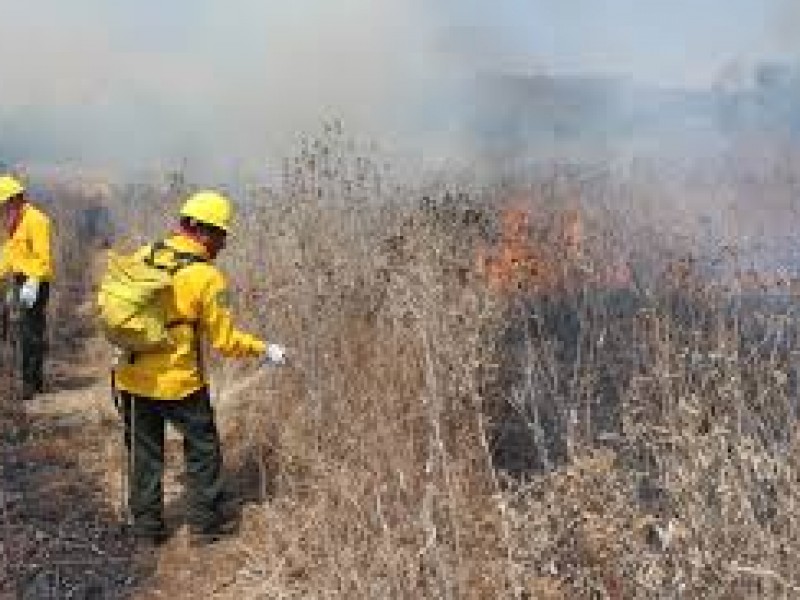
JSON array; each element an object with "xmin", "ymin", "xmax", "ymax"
[{"xmin": 200, "ymin": 270, "xmax": 266, "ymax": 358}]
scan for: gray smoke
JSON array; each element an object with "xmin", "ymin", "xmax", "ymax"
[
  {"xmin": 0, "ymin": 0, "xmax": 454, "ymax": 179},
  {"xmin": 2, "ymin": 0, "xmax": 800, "ymax": 180}
]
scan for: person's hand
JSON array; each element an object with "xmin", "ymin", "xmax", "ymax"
[
  {"xmin": 264, "ymin": 343, "xmax": 287, "ymax": 366},
  {"xmin": 19, "ymin": 278, "xmax": 39, "ymax": 308}
]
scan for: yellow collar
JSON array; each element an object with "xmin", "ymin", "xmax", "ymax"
[{"xmin": 165, "ymin": 233, "xmax": 211, "ymax": 260}]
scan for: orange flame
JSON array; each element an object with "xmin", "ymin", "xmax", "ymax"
[{"xmin": 477, "ymin": 199, "xmax": 632, "ymax": 296}]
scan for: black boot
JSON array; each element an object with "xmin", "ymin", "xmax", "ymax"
[
  {"xmin": 21, "ymin": 382, "xmax": 36, "ymax": 401},
  {"xmin": 189, "ymin": 513, "xmax": 240, "ymax": 546}
]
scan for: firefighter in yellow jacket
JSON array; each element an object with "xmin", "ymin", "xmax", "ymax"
[
  {"xmin": 113, "ymin": 190, "xmax": 286, "ymax": 545},
  {"xmin": 0, "ymin": 175, "xmax": 54, "ymax": 400}
]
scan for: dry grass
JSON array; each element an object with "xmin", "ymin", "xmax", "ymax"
[{"xmin": 5, "ymin": 131, "xmax": 800, "ymax": 598}]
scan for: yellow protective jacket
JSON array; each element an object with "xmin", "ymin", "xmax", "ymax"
[
  {"xmin": 0, "ymin": 203, "xmax": 54, "ymax": 281},
  {"xmin": 114, "ymin": 234, "xmax": 266, "ymax": 400}
]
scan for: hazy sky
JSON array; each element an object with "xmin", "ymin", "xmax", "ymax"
[
  {"xmin": 0, "ymin": 0, "xmax": 797, "ymax": 175},
  {"xmin": 435, "ymin": 0, "xmax": 795, "ymax": 86}
]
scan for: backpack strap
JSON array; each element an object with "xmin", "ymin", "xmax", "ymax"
[
  {"xmin": 144, "ymin": 241, "xmax": 208, "ymax": 274},
  {"xmin": 130, "ymin": 240, "xmax": 208, "ymax": 370},
  {"xmin": 147, "ymin": 240, "xmax": 209, "ymax": 329},
  {"xmin": 145, "ymin": 240, "xmax": 209, "ymax": 377},
  {"xmin": 142, "ymin": 241, "xmax": 166, "ymax": 269},
  {"xmin": 170, "ymin": 251, "xmax": 207, "ymax": 273}
]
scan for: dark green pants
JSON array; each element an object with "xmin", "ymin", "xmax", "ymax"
[
  {"xmin": 119, "ymin": 386, "xmax": 225, "ymax": 535},
  {"xmin": 11, "ymin": 276, "xmax": 49, "ymax": 395}
]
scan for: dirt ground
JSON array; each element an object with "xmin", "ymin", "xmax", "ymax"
[{"xmin": 1, "ymin": 329, "xmax": 274, "ymax": 598}]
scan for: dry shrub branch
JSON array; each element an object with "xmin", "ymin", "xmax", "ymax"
[{"xmin": 8, "ymin": 131, "xmax": 800, "ymax": 598}]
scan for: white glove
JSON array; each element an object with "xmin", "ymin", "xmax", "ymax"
[
  {"xmin": 111, "ymin": 346, "xmax": 128, "ymax": 368},
  {"xmin": 264, "ymin": 343, "xmax": 287, "ymax": 366},
  {"xmin": 19, "ymin": 278, "xmax": 39, "ymax": 308}
]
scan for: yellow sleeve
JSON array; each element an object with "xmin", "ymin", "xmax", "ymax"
[
  {"xmin": 19, "ymin": 213, "xmax": 53, "ymax": 280},
  {"xmin": 0, "ymin": 241, "xmax": 10, "ymax": 279},
  {"xmin": 200, "ymin": 269, "xmax": 266, "ymax": 358}
]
